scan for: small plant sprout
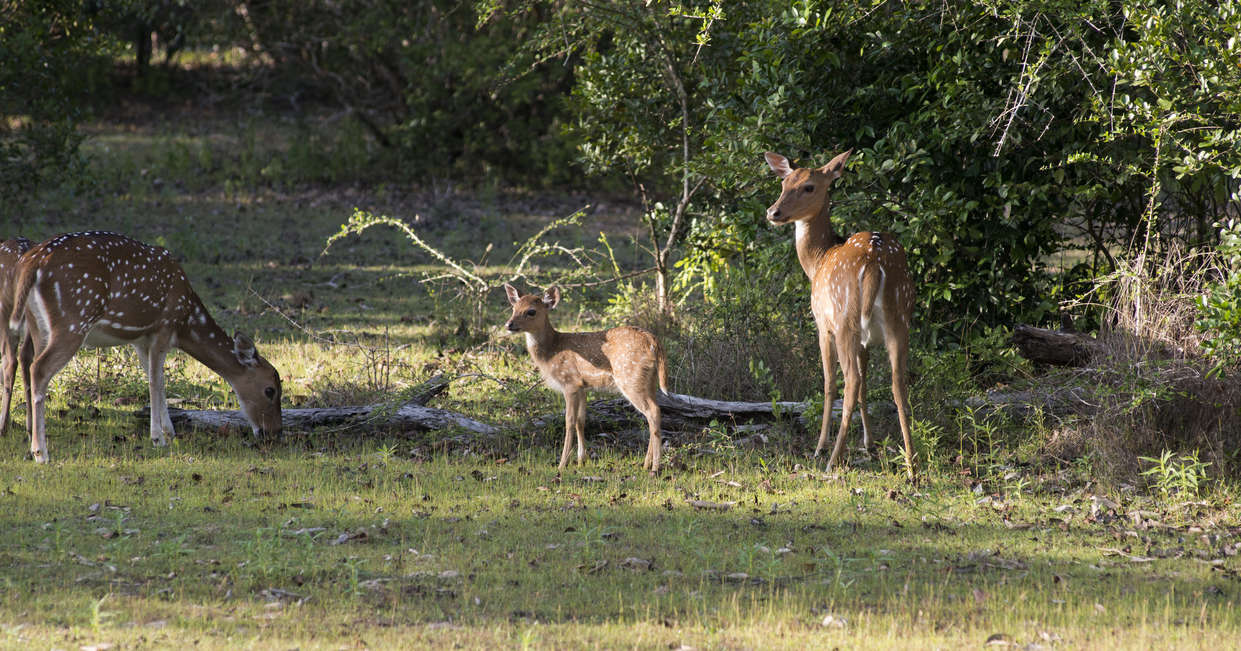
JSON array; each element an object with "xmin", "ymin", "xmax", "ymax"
[{"xmin": 376, "ymin": 442, "xmax": 400, "ymax": 464}]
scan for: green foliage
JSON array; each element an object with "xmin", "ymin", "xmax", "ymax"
[
  {"xmin": 1197, "ymin": 219, "xmax": 1241, "ymax": 372},
  {"xmin": 567, "ymin": 0, "xmax": 1241, "ymax": 337},
  {"xmin": 241, "ymin": 0, "xmax": 574, "ymax": 184},
  {"xmin": 0, "ymin": 1, "xmax": 115, "ymax": 202},
  {"xmin": 1139, "ymin": 449, "xmax": 1212, "ymax": 498}
]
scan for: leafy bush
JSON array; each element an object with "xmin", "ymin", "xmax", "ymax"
[
  {"xmin": 240, "ymin": 0, "xmax": 575, "ymax": 185},
  {"xmin": 0, "ymin": 1, "xmax": 115, "ymax": 205},
  {"xmin": 1197, "ymin": 220, "xmax": 1241, "ymax": 373}
]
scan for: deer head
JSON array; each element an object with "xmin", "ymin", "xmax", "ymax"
[
  {"xmin": 503, "ymin": 284, "xmax": 560, "ymax": 334},
  {"xmin": 227, "ymin": 331, "xmax": 283, "ymax": 435},
  {"xmin": 764, "ymin": 150, "xmax": 853, "ymax": 224}
]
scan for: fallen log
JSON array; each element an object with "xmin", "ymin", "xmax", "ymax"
[
  {"xmin": 660, "ymin": 391, "xmax": 811, "ymax": 420},
  {"xmin": 135, "ymin": 374, "xmax": 498, "ymax": 436},
  {"xmin": 534, "ymin": 392, "xmax": 899, "ymax": 433},
  {"xmin": 140, "ymin": 403, "xmax": 499, "ymax": 436},
  {"xmin": 1011, "ymin": 324, "xmax": 1107, "ymax": 367},
  {"xmin": 133, "ymin": 377, "xmax": 1072, "ymax": 442},
  {"xmin": 960, "ymin": 386, "xmax": 1090, "ymax": 418}
]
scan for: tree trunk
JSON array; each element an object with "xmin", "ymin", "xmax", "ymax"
[{"xmin": 655, "ymin": 258, "xmax": 670, "ymax": 315}]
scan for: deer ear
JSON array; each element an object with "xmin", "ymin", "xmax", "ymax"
[
  {"xmin": 542, "ymin": 286, "xmax": 561, "ymax": 309},
  {"xmin": 233, "ymin": 332, "xmax": 258, "ymax": 367},
  {"xmin": 764, "ymin": 151, "xmax": 793, "ymax": 178},
  {"xmin": 818, "ymin": 149, "xmax": 854, "ymax": 181},
  {"xmin": 503, "ymin": 283, "xmax": 521, "ymax": 306}
]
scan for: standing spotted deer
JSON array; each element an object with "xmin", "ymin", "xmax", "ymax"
[
  {"xmin": 503, "ymin": 284, "xmax": 668, "ymax": 472},
  {"xmin": 1, "ymin": 237, "xmax": 34, "ymax": 436},
  {"xmin": 764, "ymin": 150, "xmax": 916, "ymax": 479},
  {"xmin": 9, "ymin": 231, "xmax": 283, "ymax": 463}
]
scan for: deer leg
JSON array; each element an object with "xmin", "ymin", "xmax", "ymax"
[
  {"xmin": 887, "ymin": 333, "xmax": 915, "ymax": 480},
  {"xmin": 622, "ymin": 381, "xmax": 662, "ymax": 473},
  {"xmin": 856, "ymin": 346, "xmax": 873, "ymax": 452},
  {"xmin": 1, "ymin": 332, "xmax": 15, "ymax": 436},
  {"xmin": 826, "ymin": 337, "xmax": 862, "ymax": 474},
  {"xmin": 559, "ymin": 391, "xmax": 578, "ymax": 469},
  {"xmin": 19, "ymin": 335, "xmax": 32, "ymax": 440},
  {"xmin": 28, "ymin": 331, "xmax": 83, "ymax": 464},
  {"xmin": 814, "ymin": 329, "xmax": 837, "ymax": 457},
  {"xmin": 134, "ymin": 337, "xmax": 174, "ymax": 446},
  {"xmin": 643, "ymin": 398, "xmax": 662, "ymax": 474},
  {"xmin": 574, "ymin": 392, "xmax": 588, "ymax": 465}
]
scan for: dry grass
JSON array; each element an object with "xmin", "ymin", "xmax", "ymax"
[
  {"xmin": 1044, "ymin": 244, "xmax": 1241, "ymax": 479},
  {"xmin": 609, "ymin": 282, "xmax": 821, "ymax": 402}
]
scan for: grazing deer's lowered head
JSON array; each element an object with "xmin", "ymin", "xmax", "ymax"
[
  {"xmin": 503, "ymin": 283, "xmax": 668, "ymax": 472},
  {"xmin": 11, "ymin": 231, "xmax": 282, "ymax": 462},
  {"xmin": 764, "ymin": 151, "xmax": 917, "ymax": 480}
]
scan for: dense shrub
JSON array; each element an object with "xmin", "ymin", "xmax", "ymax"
[
  {"xmin": 1197, "ymin": 220, "xmax": 1241, "ymax": 372},
  {"xmin": 237, "ymin": 0, "xmax": 575, "ymax": 185},
  {"xmin": 0, "ymin": 1, "xmax": 115, "ymax": 204}
]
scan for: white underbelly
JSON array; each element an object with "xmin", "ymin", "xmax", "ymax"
[
  {"xmin": 82, "ymin": 320, "xmax": 153, "ymax": 348},
  {"xmin": 82, "ymin": 327, "xmax": 134, "ymax": 348}
]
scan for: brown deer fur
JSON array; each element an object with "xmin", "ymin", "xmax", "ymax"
[{"xmin": 503, "ymin": 284, "xmax": 668, "ymax": 472}]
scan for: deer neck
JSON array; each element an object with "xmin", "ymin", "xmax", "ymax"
[
  {"xmin": 524, "ymin": 324, "xmax": 561, "ymax": 361},
  {"xmin": 794, "ymin": 200, "xmax": 842, "ymax": 280},
  {"xmin": 174, "ymin": 303, "xmax": 247, "ymax": 384}
]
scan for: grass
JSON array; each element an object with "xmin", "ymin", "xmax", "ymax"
[
  {"xmin": 3, "ymin": 439, "xmax": 1239, "ymax": 649},
  {"xmin": 2, "ymin": 98, "xmax": 1240, "ymax": 649}
]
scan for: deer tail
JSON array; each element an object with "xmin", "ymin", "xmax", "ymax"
[
  {"xmin": 8, "ymin": 261, "xmax": 37, "ymax": 334},
  {"xmin": 656, "ymin": 338, "xmax": 670, "ymax": 394},
  {"xmin": 858, "ymin": 249, "xmax": 886, "ymax": 344}
]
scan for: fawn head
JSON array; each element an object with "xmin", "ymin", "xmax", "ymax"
[
  {"xmin": 504, "ymin": 284, "xmax": 560, "ymax": 334},
  {"xmin": 764, "ymin": 150, "xmax": 852, "ymax": 225},
  {"xmin": 229, "ymin": 332, "xmax": 283, "ymax": 436}
]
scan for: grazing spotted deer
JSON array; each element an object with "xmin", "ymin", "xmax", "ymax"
[
  {"xmin": 1, "ymin": 236, "xmax": 34, "ymax": 436},
  {"xmin": 503, "ymin": 284, "xmax": 668, "ymax": 472},
  {"xmin": 9, "ymin": 231, "xmax": 283, "ymax": 463},
  {"xmin": 764, "ymin": 150, "xmax": 916, "ymax": 479}
]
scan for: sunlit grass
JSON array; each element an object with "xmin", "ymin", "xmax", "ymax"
[{"xmin": 3, "ymin": 439, "xmax": 1238, "ymax": 649}]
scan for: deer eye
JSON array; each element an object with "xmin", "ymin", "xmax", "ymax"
[
  {"xmin": 525, "ymin": 308, "xmax": 537, "ymax": 317},
  {"xmin": 264, "ymin": 387, "xmax": 276, "ymax": 400},
  {"xmin": 803, "ymin": 185, "xmax": 815, "ymax": 193}
]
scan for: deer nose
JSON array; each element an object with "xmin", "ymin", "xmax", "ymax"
[
  {"xmin": 767, "ymin": 206, "xmax": 782, "ymax": 222},
  {"xmin": 506, "ymin": 321, "xmax": 519, "ymax": 332}
]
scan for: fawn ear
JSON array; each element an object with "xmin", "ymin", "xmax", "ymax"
[
  {"xmin": 233, "ymin": 332, "xmax": 258, "ymax": 367},
  {"xmin": 503, "ymin": 283, "xmax": 521, "ymax": 306},
  {"xmin": 818, "ymin": 148, "xmax": 853, "ymax": 181},
  {"xmin": 764, "ymin": 151, "xmax": 793, "ymax": 178},
  {"xmin": 542, "ymin": 286, "xmax": 561, "ymax": 309}
]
